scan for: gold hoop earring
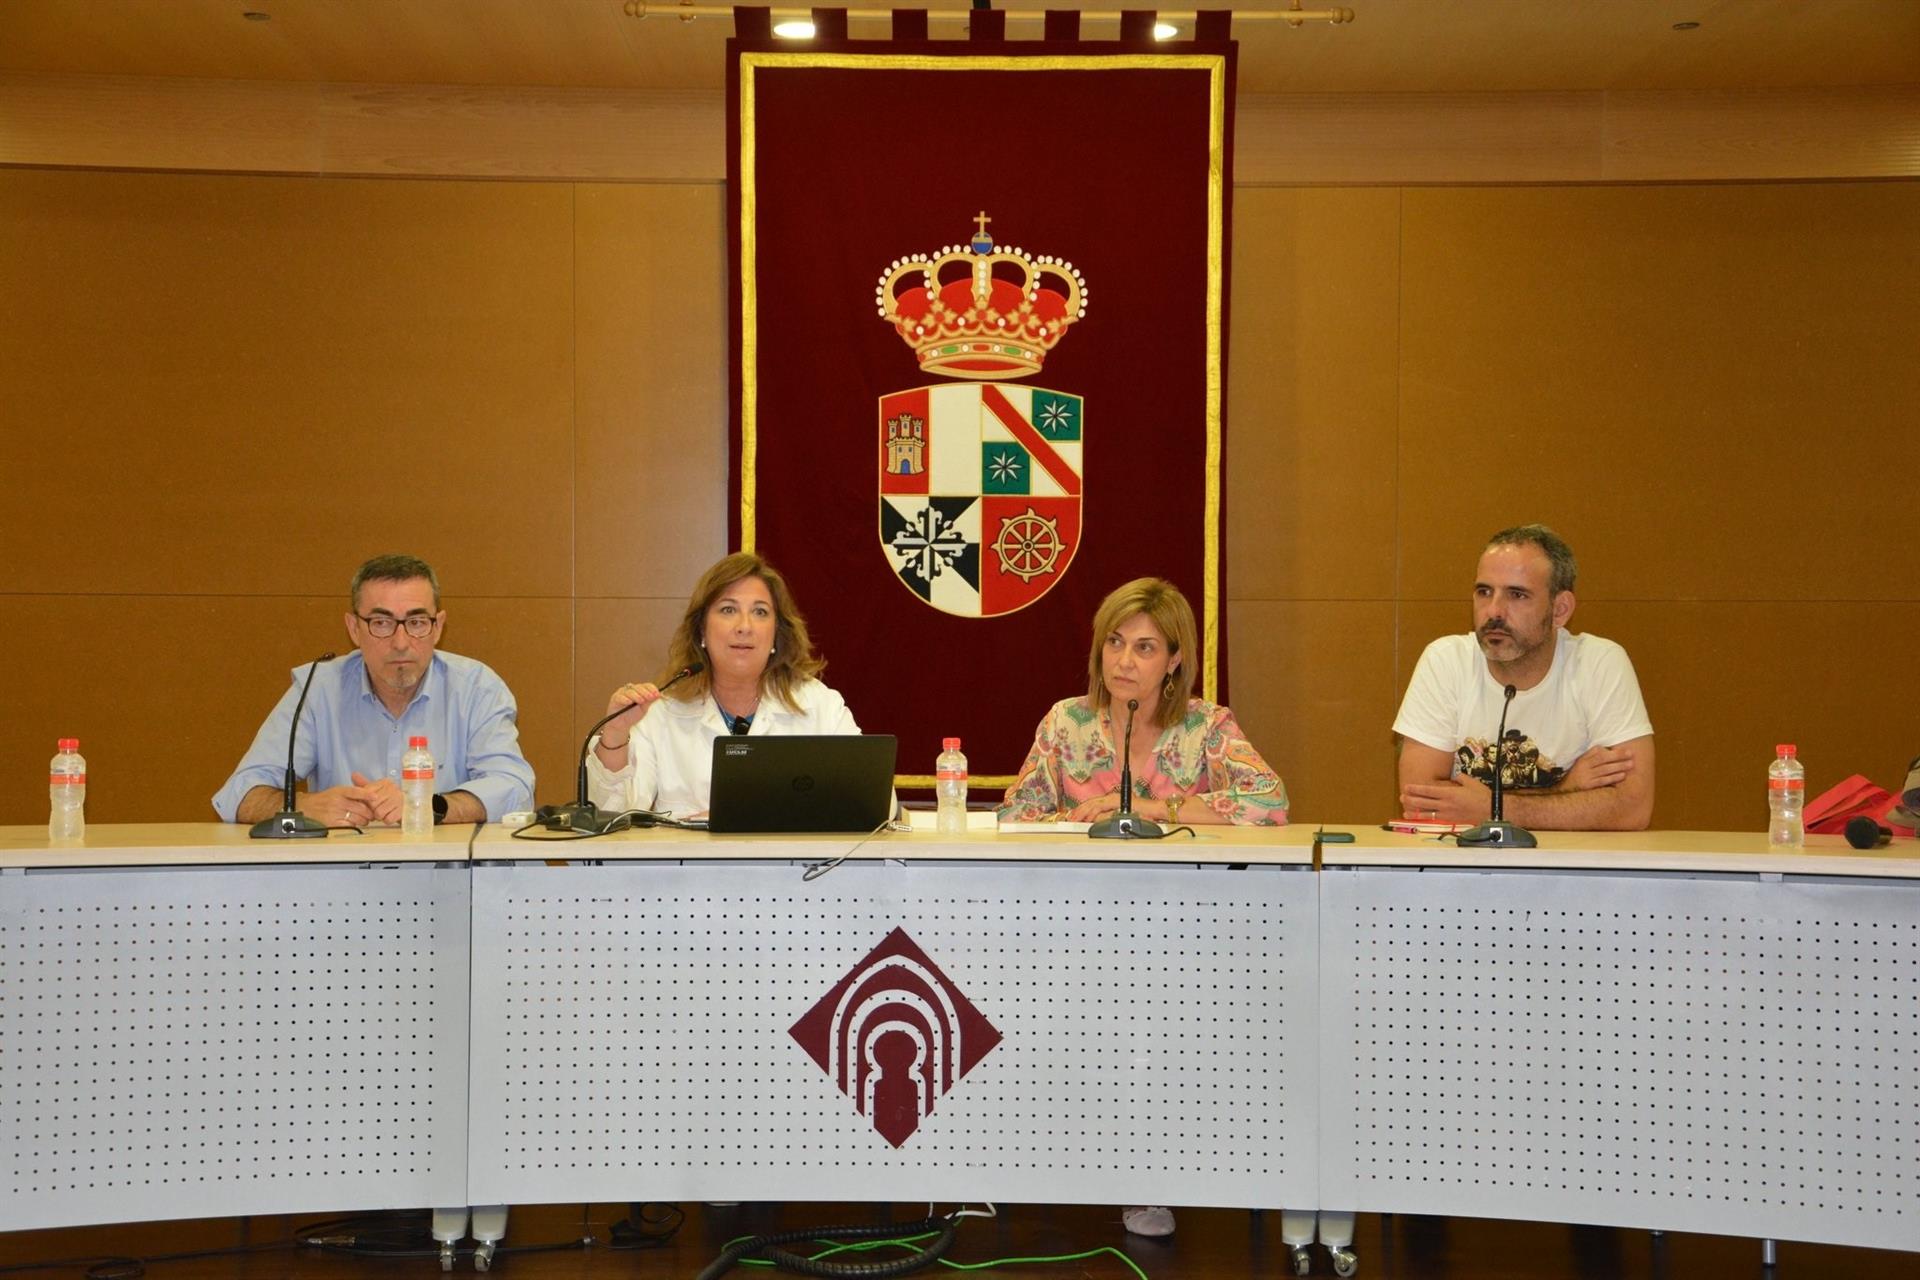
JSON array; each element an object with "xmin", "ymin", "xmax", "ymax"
[{"xmin": 1163, "ymin": 671, "xmax": 1177, "ymax": 699}]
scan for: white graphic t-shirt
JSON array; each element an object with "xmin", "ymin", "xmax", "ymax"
[{"xmin": 1393, "ymin": 629, "xmax": 1653, "ymax": 789}]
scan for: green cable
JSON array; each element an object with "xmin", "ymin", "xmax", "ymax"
[{"xmin": 726, "ymin": 1229, "xmax": 1151, "ymax": 1280}]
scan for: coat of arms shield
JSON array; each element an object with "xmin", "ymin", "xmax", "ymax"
[{"xmin": 879, "ymin": 382, "xmax": 1083, "ymax": 618}]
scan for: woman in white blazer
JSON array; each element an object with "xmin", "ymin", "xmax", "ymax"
[{"xmin": 587, "ymin": 552, "xmax": 862, "ymax": 819}]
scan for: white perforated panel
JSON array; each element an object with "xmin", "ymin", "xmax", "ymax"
[
  {"xmin": 467, "ymin": 860, "xmax": 1316, "ymax": 1208},
  {"xmin": 1319, "ymin": 869, "xmax": 1920, "ymax": 1252},
  {"xmin": 0, "ymin": 864, "xmax": 471, "ymax": 1230}
]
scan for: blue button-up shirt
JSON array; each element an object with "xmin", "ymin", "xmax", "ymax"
[{"xmin": 212, "ymin": 650, "xmax": 534, "ymax": 821}]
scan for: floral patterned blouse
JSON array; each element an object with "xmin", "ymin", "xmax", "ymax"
[{"xmin": 996, "ymin": 696, "xmax": 1289, "ymax": 826}]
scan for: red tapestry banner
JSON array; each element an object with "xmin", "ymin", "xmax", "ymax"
[{"xmin": 729, "ymin": 33, "xmax": 1234, "ymax": 784}]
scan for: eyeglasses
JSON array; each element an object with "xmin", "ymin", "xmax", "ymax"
[{"xmin": 355, "ymin": 613, "xmax": 438, "ymax": 639}]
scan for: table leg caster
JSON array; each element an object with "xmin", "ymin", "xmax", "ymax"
[
  {"xmin": 470, "ymin": 1206, "xmax": 508, "ymax": 1272},
  {"xmin": 1330, "ymin": 1245, "xmax": 1359, "ymax": 1277},
  {"xmin": 1290, "ymin": 1244, "xmax": 1313, "ymax": 1275},
  {"xmin": 430, "ymin": 1208, "xmax": 468, "ymax": 1273}
]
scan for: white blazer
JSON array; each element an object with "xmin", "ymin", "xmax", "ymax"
[{"xmin": 585, "ymin": 678, "xmax": 862, "ymax": 818}]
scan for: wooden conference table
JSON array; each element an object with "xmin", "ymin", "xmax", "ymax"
[{"xmin": 2, "ymin": 821, "xmax": 1914, "ymax": 1262}]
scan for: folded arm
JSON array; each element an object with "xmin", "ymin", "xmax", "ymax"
[{"xmin": 1398, "ymin": 734, "xmax": 1655, "ymax": 831}]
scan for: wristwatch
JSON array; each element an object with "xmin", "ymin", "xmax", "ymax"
[{"xmin": 432, "ymin": 792, "xmax": 449, "ymax": 825}]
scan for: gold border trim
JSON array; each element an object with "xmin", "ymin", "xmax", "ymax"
[
  {"xmin": 1202, "ymin": 56, "xmax": 1224, "ymax": 703},
  {"xmin": 738, "ymin": 49, "xmax": 1227, "ymax": 692}
]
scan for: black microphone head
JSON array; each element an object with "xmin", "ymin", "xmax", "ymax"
[
  {"xmin": 1126, "ymin": 698, "xmax": 1139, "ymax": 712},
  {"xmin": 685, "ymin": 660, "xmax": 705, "ymax": 676},
  {"xmin": 1845, "ymin": 815, "xmax": 1891, "ymax": 849},
  {"xmin": 1503, "ymin": 683, "xmax": 1517, "ymax": 701}
]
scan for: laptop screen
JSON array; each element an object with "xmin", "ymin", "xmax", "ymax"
[{"xmin": 706, "ymin": 734, "xmax": 899, "ymax": 834}]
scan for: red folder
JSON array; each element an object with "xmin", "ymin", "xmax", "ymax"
[{"xmin": 1804, "ymin": 774, "xmax": 1915, "ymax": 837}]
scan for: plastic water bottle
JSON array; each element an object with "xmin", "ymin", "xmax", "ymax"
[
  {"xmin": 935, "ymin": 737, "xmax": 968, "ymax": 835},
  {"xmin": 48, "ymin": 738, "xmax": 86, "ymax": 844},
  {"xmin": 1768, "ymin": 743, "xmax": 1804, "ymax": 848},
  {"xmin": 401, "ymin": 735, "xmax": 435, "ymax": 838}
]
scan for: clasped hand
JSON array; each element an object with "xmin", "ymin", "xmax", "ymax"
[{"xmin": 298, "ymin": 773, "xmax": 402, "ymax": 828}]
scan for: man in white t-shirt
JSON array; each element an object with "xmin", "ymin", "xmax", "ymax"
[{"xmin": 1394, "ymin": 524, "xmax": 1655, "ymax": 830}]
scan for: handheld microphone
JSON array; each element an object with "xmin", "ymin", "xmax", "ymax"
[
  {"xmin": 249, "ymin": 652, "xmax": 337, "ymax": 839},
  {"xmin": 1457, "ymin": 682, "xmax": 1538, "ymax": 849},
  {"xmin": 538, "ymin": 661, "xmax": 704, "ymax": 834},
  {"xmin": 1845, "ymin": 816, "xmax": 1893, "ymax": 849},
  {"xmin": 1090, "ymin": 697, "xmax": 1166, "ymax": 840}
]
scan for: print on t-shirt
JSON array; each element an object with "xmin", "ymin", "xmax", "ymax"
[{"xmin": 1456, "ymin": 730, "xmax": 1566, "ymax": 790}]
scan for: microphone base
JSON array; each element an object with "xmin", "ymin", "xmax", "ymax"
[
  {"xmin": 1455, "ymin": 819, "xmax": 1538, "ymax": 848},
  {"xmin": 1088, "ymin": 811, "xmax": 1167, "ymax": 840},
  {"xmin": 536, "ymin": 801, "xmax": 644, "ymax": 836},
  {"xmin": 249, "ymin": 810, "xmax": 329, "ymax": 839}
]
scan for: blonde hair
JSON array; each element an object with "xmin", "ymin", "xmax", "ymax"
[
  {"xmin": 662, "ymin": 553, "xmax": 824, "ymax": 713},
  {"xmin": 1086, "ymin": 577, "xmax": 1198, "ymax": 730}
]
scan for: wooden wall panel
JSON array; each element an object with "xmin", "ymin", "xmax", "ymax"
[
  {"xmin": 0, "ymin": 593, "xmax": 569, "ymax": 825},
  {"xmin": 0, "ymin": 168, "xmax": 575, "ymax": 599},
  {"xmin": 1227, "ymin": 600, "xmax": 1401, "ymax": 826},
  {"xmin": 445, "ymin": 596, "xmax": 575, "ymax": 816},
  {"xmin": 573, "ymin": 597, "xmax": 707, "ymax": 753},
  {"xmin": 1396, "ymin": 183, "xmax": 1920, "ymax": 603},
  {"xmin": 1226, "ymin": 187, "xmax": 1401, "ymax": 602},
  {"xmin": 573, "ymin": 183, "xmax": 730, "ymax": 601},
  {"xmin": 4, "ymin": 166, "xmax": 1917, "ymax": 833}
]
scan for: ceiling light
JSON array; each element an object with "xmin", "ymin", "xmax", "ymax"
[
  {"xmin": 772, "ymin": 19, "xmax": 816, "ymax": 38},
  {"xmin": 1672, "ymin": 21, "xmax": 1700, "ymax": 30},
  {"xmin": 1153, "ymin": 22, "xmax": 1180, "ymax": 40},
  {"xmin": 241, "ymin": 10, "xmax": 271, "ymax": 20}
]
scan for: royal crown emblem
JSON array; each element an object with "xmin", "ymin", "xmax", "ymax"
[
  {"xmin": 875, "ymin": 214, "xmax": 1089, "ymax": 619},
  {"xmin": 876, "ymin": 213, "xmax": 1089, "ymax": 380}
]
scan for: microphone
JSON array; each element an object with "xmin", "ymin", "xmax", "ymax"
[
  {"xmin": 1090, "ymin": 697, "xmax": 1166, "ymax": 841},
  {"xmin": 1845, "ymin": 816, "xmax": 1893, "ymax": 849},
  {"xmin": 249, "ymin": 652, "xmax": 337, "ymax": 839},
  {"xmin": 1457, "ymin": 682, "xmax": 1538, "ymax": 849},
  {"xmin": 538, "ymin": 661, "xmax": 703, "ymax": 834}
]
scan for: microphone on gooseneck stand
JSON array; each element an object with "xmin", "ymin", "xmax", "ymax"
[
  {"xmin": 1090, "ymin": 698, "xmax": 1167, "ymax": 841},
  {"xmin": 538, "ymin": 662, "xmax": 704, "ymax": 834},
  {"xmin": 249, "ymin": 652, "xmax": 337, "ymax": 839},
  {"xmin": 1458, "ymin": 683, "xmax": 1538, "ymax": 848}
]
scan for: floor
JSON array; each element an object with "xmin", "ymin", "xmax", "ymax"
[{"xmin": 1, "ymin": 1203, "xmax": 1914, "ymax": 1279}]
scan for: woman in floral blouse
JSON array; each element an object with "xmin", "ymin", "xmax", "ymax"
[
  {"xmin": 997, "ymin": 577, "xmax": 1287, "ymax": 1240},
  {"xmin": 999, "ymin": 576, "xmax": 1288, "ymax": 828}
]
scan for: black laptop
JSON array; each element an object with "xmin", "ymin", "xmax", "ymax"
[{"xmin": 705, "ymin": 734, "xmax": 898, "ymax": 833}]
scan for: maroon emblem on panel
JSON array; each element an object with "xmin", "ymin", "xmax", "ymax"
[{"xmin": 790, "ymin": 927, "xmax": 1002, "ymax": 1147}]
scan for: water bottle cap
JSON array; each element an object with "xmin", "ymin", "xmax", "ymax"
[
  {"xmin": 943, "ymin": 737, "xmax": 961, "ymax": 750},
  {"xmin": 1776, "ymin": 743, "xmax": 1796, "ymax": 756},
  {"xmin": 409, "ymin": 735, "xmax": 429, "ymax": 748},
  {"xmin": 57, "ymin": 738, "xmax": 78, "ymax": 751}
]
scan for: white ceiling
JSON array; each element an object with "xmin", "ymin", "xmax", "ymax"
[{"xmin": 1, "ymin": 0, "xmax": 1915, "ymax": 95}]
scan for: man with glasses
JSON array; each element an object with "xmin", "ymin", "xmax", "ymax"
[{"xmin": 214, "ymin": 554, "xmax": 534, "ymax": 828}]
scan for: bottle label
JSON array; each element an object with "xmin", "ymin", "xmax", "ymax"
[
  {"xmin": 49, "ymin": 772, "xmax": 86, "ymax": 785},
  {"xmin": 1767, "ymin": 778, "xmax": 1804, "ymax": 791},
  {"xmin": 402, "ymin": 767, "xmax": 435, "ymax": 781},
  {"xmin": 937, "ymin": 768, "xmax": 966, "ymax": 782}
]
